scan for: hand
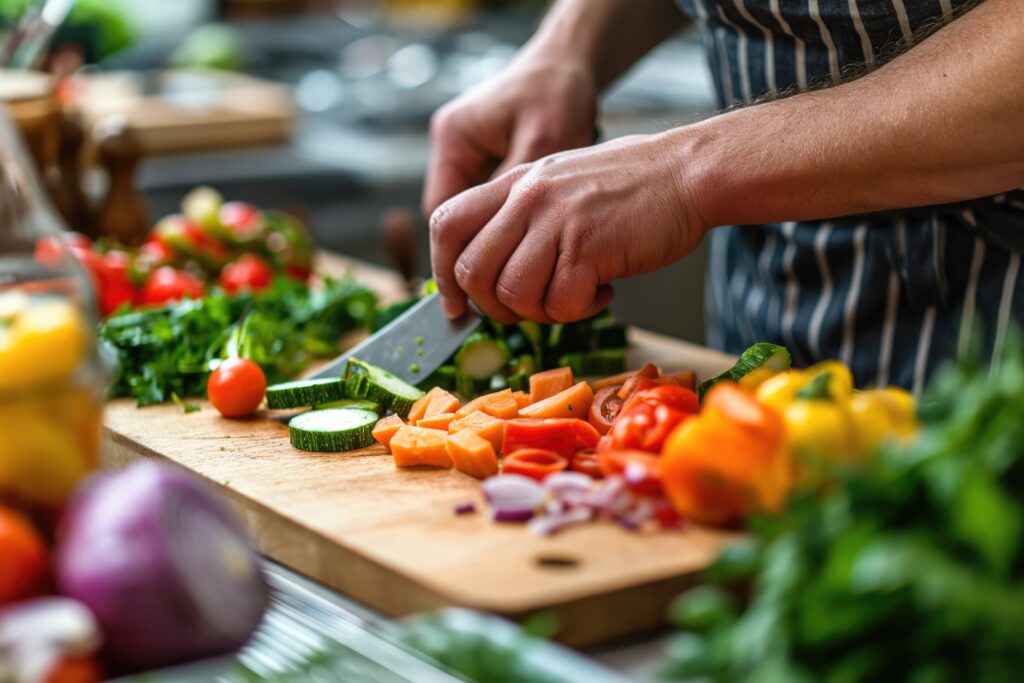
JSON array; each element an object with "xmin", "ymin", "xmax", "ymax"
[
  {"xmin": 422, "ymin": 52, "xmax": 598, "ymax": 217},
  {"xmin": 429, "ymin": 131, "xmax": 707, "ymax": 323}
]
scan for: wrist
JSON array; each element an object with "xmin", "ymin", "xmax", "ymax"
[{"xmin": 656, "ymin": 124, "xmax": 725, "ymax": 237}]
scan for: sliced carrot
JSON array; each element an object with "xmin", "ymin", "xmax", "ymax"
[
  {"xmin": 511, "ymin": 390, "xmax": 531, "ymax": 409},
  {"xmin": 518, "ymin": 381, "xmax": 594, "ymax": 420},
  {"xmin": 592, "ymin": 363, "xmax": 661, "ymax": 390},
  {"xmin": 448, "ymin": 410, "xmax": 506, "ymax": 452},
  {"xmin": 445, "ymin": 430, "xmax": 499, "ymax": 479},
  {"xmin": 455, "ymin": 389, "xmax": 520, "ymax": 419},
  {"xmin": 417, "ymin": 412, "xmax": 457, "ymax": 431},
  {"xmin": 529, "ymin": 367, "xmax": 574, "ymax": 404},
  {"xmin": 372, "ymin": 414, "xmax": 404, "ymax": 448},
  {"xmin": 424, "ymin": 390, "xmax": 461, "ymax": 418},
  {"xmin": 662, "ymin": 370, "xmax": 697, "ymax": 391},
  {"xmin": 390, "ymin": 426, "xmax": 452, "ymax": 468},
  {"xmin": 408, "ymin": 387, "xmax": 446, "ymax": 424}
]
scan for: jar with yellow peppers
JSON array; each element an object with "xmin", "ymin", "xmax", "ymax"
[{"xmin": 0, "ymin": 110, "xmax": 106, "ymax": 513}]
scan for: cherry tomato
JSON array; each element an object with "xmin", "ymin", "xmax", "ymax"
[
  {"xmin": 153, "ymin": 214, "xmax": 228, "ymax": 264},
  {"xmin": 589, "ymin": 385, "xmax": 624, "ymax": 435},
  {"xmin": 95, "ymin": 251, "xmax": 137, "ymax": 317},
  {"xmin": 595, "ymin": 446, "xmax": 664, "ymax": 495},
  {"xmin": 219, "ymin": 201, "xmax": 262, "ymax": 239},
  {"xmin": 0, "ymin": 507, "xmax": 48, "ymax": 604},
  {"xmin": 501, "ymin": 448, "xmax": 568, "ymax": 482},
  {"xmin": 605, "ymin": 385, "xmax": 698, "ymax": 454},
  {"xmin": 34, "ymin": 232, "xmax": 93, "ymax": 268},
  {"xmin": 591, "ymin": 362, "xmax": 661, "ymax": 390},
  {"xmin": 219, "ymin": 254, "xmax": 273, "ymax": 294},
  {"xmin": 207, "ymin": 358, "xmax": 266, "ymax": 418},
  {"xmin": 138, "ymin": 239, "xmax": 174, "ymax": 266},
  {"xmin": 570, "ymin": 449, "xmax": 604, "ymax": 478},
  {"xmin": 141, "ymin": 266, "xmax": 205, "ymax": 306}
]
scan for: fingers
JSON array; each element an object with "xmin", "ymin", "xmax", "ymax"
[
  {"xmin": 545, "ymin": 244, "xmax": 615, "ymax": 323},
  {"xmin": 429, "ymin": 170, "xmax": 518, "ymax": 319},
  {"xmin": 493, "ymin": 227, "xmax": 559, "ymax": 324},
  {"xmin": 422, "ymin": 111, "xmax": 499, "ymax": 218},
  {"xmin": 493, "ymin": 118, "xmax": 590, "ymax": 179}
]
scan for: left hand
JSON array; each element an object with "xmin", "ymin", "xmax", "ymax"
[{"xmin": 429, "ymin": 132, "xmax": 707, "ymax": 323}]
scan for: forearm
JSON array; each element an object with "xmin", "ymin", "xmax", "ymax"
[
  {"xmin": 677, "ymin": 0, "xmax": 1024, "ymax": 229},
  {"xmin": 523, "ymin": 0, "xmax": 686, "ymax": 91}
]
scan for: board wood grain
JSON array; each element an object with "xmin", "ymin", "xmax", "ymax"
[{"xmin": 101, "ymin": 255, "xmax": 740, "ymax": 646}]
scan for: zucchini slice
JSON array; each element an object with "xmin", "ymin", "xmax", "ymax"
[
  {"xmin": 454, "ymin": 333, "xmax": 511, "ymax": 380},
  {"xmin": 344, "ymin": 358, "xmax": 425, "ymax": 418},
  {"xmin": 558, "ymin": 349, "xmax": 627, "ymax": 377},
  {"xmin": 697, "ymin": 343, "xmax": 791, "ymax": 400},
  {"xmin": 312, "ymin": 398, "xmax": 383, "ymax": 415},
  {"xmin": 288, "ymin": 408, "xmax": 379, "ymax": 452},
  {"xmin": 266, "ymin": 378, "xmax": 347, "ymax": 409}
]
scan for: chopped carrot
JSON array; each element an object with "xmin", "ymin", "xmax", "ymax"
[
  {"xmin": 455, "ymin": 389, "xmax": 520, "ymax": 419},
  {"xmin": 408, "ymin": 387, "xmax": 446, "ymax": 424},
  {"xmin": 662, "ymin": 370, "xmax": 697, "ymax": 391},
  {"xmin": 417, "ymin": 412, "xmax": 456, "ymax": 431},
  {"xmin": 518, "ymin": 381, "xmax": 594, "ymax": 420},
  {"xmin": 592, "ymin": 363, "xmax": 661, "ymax": 390},
  {"xmin": 448, "ymin": 410, "xmax": 505, "ymax": 452},
  {"xmin": 372, "ymin": 414, "xmax": 404, "ymax": 448},
  {"xmin": 512, "ymin": 390, "xmax": 531, "ymax": 409},
  {"xmin": 529, "ymin": 367, "xmax": 574, "ymax": 404},
  {"xmin": 445, "ymin": 430, "xmax": 499, "ymax": 479},
  {"xmin": 390, "ymin": 426, "xmax": 452, "ymax": 468},
  {"xmin": 424, "ymin": 390, "xmax": 461, "ymax": 418}
]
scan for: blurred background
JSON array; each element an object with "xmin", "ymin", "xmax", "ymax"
[{"xmin": 1, "ymin": 0, "xmax": 717, "ymax": 342}]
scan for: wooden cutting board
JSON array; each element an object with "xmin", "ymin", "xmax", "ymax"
[{"xmin": 101, "ymin": 255, "xmax": 739, "ymax": 646}]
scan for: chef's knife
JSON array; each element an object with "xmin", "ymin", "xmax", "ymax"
[{"xmin": 310, "ymin": 292, "xmax": 481, "ymax": 384}]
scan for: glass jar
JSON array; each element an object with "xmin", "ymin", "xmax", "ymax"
[{"xmin": 0, "ymin": 107, "xmax": 106, "ymax": 513}]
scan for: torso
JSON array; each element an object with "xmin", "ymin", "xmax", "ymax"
[{"xmin": 676, "ymin": 0, "xmax": 1024, "ymax": 390}]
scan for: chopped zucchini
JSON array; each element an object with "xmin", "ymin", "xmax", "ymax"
[
  {"xmin": 697, "ymin": 343, "xmax": 792, "ymax": 400},
  {"xmin": 506, "ymin": 355, "xmax": 536, "ymax": 392},
  {"xmin": 266, "ymin": 378, "xmax": 347, "ymax": 409},
  {"xmin": 558, "ymin": 349, "xmax": 627, "ymax": 377},
  {"xmin": 454, "ymin": 333, "xmax": 510, "ymax": 380},
  {"xmin": 288, "ymin": 408, "xmax": 379, "ymax": 452},
  {"xmin": 312, "ymin": 398, "xmax": 383, "ymax": 415},
  {"xmin": 418, "ymin": 364, "xmax": 456, "ymax": 392},
  {"xmin": 455, "ymin": 372, "xmax": 494, "ymax": 400},
  {"xmin": 594, "ymin": 325, "xmax": 628, "ymax": 349},
  {"xmin": 344, "ymin": 358, "xmax": 425, "ymax": 418}
]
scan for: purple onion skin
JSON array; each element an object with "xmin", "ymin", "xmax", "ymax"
[{"xmin": 54, "ymin": 461, "xmax": 269, "ymax": 674}]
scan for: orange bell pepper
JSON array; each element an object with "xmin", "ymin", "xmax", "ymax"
[{"xmin": 660, "ymin": 383, "xmax": 792, "ymax": 526}]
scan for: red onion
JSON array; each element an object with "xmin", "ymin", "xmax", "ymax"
[
  {"xmin": 528, "ymin": 507, "xmax": 593, "ymax": 536},
  {"xmin": 543, "ymin": 471, "xmax": 593, "ymax": 496},
  {"xmin": 55, "ymin": 461, "xmax": 268, "ymax": 674},
  {"xmin": 454, "ymin": 501, "xmax": 477, "ymax": 515},
  {"xmin": 492, "ymin": 507, "xmax": 536, "ymax": 523},
  {"xmin": 482, "ymin": 474, "xmax": 545, "ymax": 510}
]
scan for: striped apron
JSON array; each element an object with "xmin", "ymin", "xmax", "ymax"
[{"xmin": 675, "ymin": 0, "xmax": 1024, "ymax": 391}]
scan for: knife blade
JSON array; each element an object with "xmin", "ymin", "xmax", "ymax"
[{"xmin": 309, "ymin": 293, "xmax": 481, "ymax": 384}]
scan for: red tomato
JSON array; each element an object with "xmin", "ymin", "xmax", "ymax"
[
  {"xmin": 219, "ymin": 201, "xmax": 262, "ymax": 239},
  {"xmin": 95, "ymin": 251, "xmax": 137, "ymax": 316},
  {"xmin": 571, "ymin": 449, "xmax": 604, "ymax": 478},
  {"xmin": 138, "ymin": 239, "xmax": 174, "ymax": 265},
  {"xmin": 0, "ymin": 507, "xmax": 49, "ymax": 604},
  {"xmin": 588, "ymin": 385, "xmax": 624, "ymax": 435},
  {"xmin": 153, "ymin": 214, "xmax": 228, "ymax": 263},
  {"xmin": 596, "ymin": 447, "xmax": 664, "ymax": 495},
  {"xmin": 219, "ymin": 254, "xmax": 274, "ymax": 294},
  {"xmin": 207, "ymin": 358, "xmax": 266, "ymax": 418},
  {"xmin": 141, "ymin": 266, "xmax": 205, "ymax": 306},
  {"xmin": 34, "ymin": 232, "xmax": 93, "ymax": 267},
  {"xmin": 501, "ymin": 449, "xmax": 568, "ymax": 482}
]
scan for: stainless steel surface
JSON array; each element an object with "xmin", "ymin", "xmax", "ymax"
[{"xmin": 310, "ymin": 292, "xmax": 480, "ymax": 383}]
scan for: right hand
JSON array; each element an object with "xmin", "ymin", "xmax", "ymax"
[{"xmin": 422, "ymin": 53, "xmax": 599, "ymax": 217}]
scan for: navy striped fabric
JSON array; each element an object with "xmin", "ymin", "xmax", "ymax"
[{"xmin": 675, "ymin": 0, "xmax": 1024, "ymax": 390}]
